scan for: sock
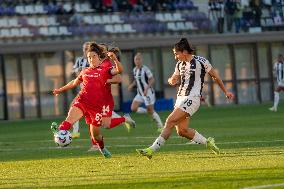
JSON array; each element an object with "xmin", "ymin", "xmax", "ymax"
[
  {"xmin": 137, "ymin": 107, "xmax": 147, "ymax": 113},
  {"xmin": 109, "ymin": 117, "xmax": 126, "ymax": 128},
  {"xmin": 192, "ymin": 131, "xmax": 207, "ymax": 144},
  {"xmin": 111, "ymin": 111, "xmax": 121, "ymax": 118},
  {"xmin": 152, "ymin": 111, "xmax": 163, "ymax": 128},
  {"xmin": 96, "ymin": 137, "xmax": 104, "ymax": 149},
  {"xmin": 274, "ymin": 92, "xmax": 280, "ymax": 109},
  {"xmin": 73, "ymin": 121, "xmax": 79, "ymax": 133},
  {"xmin": 149, "ymin": 136, "xmax": 165, "ymax": 151},
  {"xmin": 59, "ymin": 121, "xmax": 72, "ymax": 130}
]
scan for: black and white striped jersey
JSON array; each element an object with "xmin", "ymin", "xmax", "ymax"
[
  {"xmin": 174, "ymin": 55, "xmax": 212, "ymax": 97},
  {"xmin": 133, "ymin": 65, "xmax": 154, "ymax": 95},
  {"xmin": 73, "ymin": 57, "xmax": 89, "ymax": 74},
  {"xmin": 274, "ymin": 61, "xmax": 284, "ymax": 84}
]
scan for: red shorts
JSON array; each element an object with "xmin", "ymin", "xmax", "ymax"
[
  {"xmin": 72, "ymin": 101, "xmax": 102, "ymax": 127},
  {"xmin": 101, "ymin": 100, "xmax": 114, "ymax": 117}
]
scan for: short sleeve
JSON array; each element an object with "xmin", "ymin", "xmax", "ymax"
[
  {"xmin": 173, "ymin": 62, "xmax": 180, "ymax": 75},
  {"xmin": 204, "ymin": 59, "xmax": 212, "ymax": 73},
  {"xmin": 77, "ymin": 70, "xmax": 83, "ymax": 81},
  {"xmin": 144, "ymin": 66, "xmax": 153, "ymax": 78}
]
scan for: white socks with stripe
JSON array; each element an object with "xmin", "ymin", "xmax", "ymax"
[
  {"xmin": 149, "ymin": 136, "xmax": 165, "ymax": 151},
  {"xmin": 152, "ymin": 111, "xmax": 163, "ymax": 128},
  {"xmin": 111, "ymin": 111, "xmax": 121, "ymax": 118},
  {"xmin": 192, "ymin": 131, "xmax": 207, "ymax": 144},
  {"xmin": 73, "ymin": 121, "xmax": 79, "ymax": 133},
  {"xmin": 273, "ymin": 92, "xmax": 280, "ymax": 109}
]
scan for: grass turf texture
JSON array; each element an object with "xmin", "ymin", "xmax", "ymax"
[{"xmin": 0, "ymin": 103, "xmax": 284, "ymax": 189}]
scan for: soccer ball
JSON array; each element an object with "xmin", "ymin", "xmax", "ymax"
[{"xmin": 54, "ymin": 130, "xmax": 72, "ymax": 147}]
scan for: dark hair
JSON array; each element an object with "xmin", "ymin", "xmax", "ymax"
[
  {"xmin": 87, "ymin": 42, "xmax": 107, "ymax": 59},
  {"xmin": 99, "ymin": 43, "xmax": 121, "ymax": 57},
  {"xmin": 174, "ymin": 38, "xmax": 195, "ymax": 54}
]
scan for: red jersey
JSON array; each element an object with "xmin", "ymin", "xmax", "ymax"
[
  {"xmin": 100, "ymin": 59, "xmax": 113, "ymax": 99},
  {"xmin": 77, "ymin": 64, "xmax": 112, "ymax": 109}
]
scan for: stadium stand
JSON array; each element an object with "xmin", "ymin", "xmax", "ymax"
[{"xmin": 0, "ymin": 0, "xmax": 210, "ymax": 40}]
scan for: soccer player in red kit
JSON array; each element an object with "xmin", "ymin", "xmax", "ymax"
[
  {"xmin": 52, "ymin": 42, "xmax": 123, "ymax": 158},
  {"xmin": 71, "ymin": 43, "xmax": 135, "ymax": 140}
]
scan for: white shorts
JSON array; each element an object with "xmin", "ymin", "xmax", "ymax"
[
  {"xmin": 133, "ymin": 90, "xmax": 156, "ymax": 106},
  {"xmin": 175, "ymin": 96, "xmax": 200, "ymax": 116},
  {"xmin": 277, "ymin": 82, "xmax": 284, "ymax": 87}
]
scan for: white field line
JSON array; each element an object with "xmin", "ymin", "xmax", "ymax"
[
  {"xmin": 241, "ymin": 183, "xmax": 284, "ymax": 189},
  {"xmin": 0, "ymin": 139, "xmax": 284, "ymax": 152}
]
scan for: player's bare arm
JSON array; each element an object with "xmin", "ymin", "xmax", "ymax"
[
  {"xmin": 53, "ymin": 78, "xmax": 81, "ymax": 96},
  {"xmin": 106, "ymin": 74, "xmax": 122, "ymax": 84},
  {"xmin": 128, "ymin": 80, "xmax": 136, "ymax": 91},
  {"xmin": 208, "ymin": 68, "xmax": 234, "ymax": 99},
  {"xmin": 168, "ymin": 74, "xmax": 179, "ymax": 86},
  {"xmin": 108, "ymin": 52, "xmax": 123, "ymax": 75},
  {"xmin": 144, "ymin": 77, "xmax": 154, "ymax": 96}
]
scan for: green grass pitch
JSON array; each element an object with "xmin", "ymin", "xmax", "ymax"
[{"xmin": 0, "ymin": 103, "xmax": 284, "ymax": 189}]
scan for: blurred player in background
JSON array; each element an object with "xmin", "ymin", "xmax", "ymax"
[
  {"xmin": 51, "ymin": 42, "xmax": 125, "ymax": 158},
  {"xmin": 71, "ymin": 42, "xmax": 135, "ymax": 141},
  {"xmin": 128, "ymin": 52, "xmax": 163, "ymax": 132},
  {"xmin": 136, "ymin": 38, "xmax": 234, "ymax": 159},
  {"xmin": 269, "ymin": 54, "xmax": 284, "ymax": 112}
]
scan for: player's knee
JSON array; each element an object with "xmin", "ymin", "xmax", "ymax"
[
  {"xmin": 146, "ymin": 108, "xmax": 154, "ymax": 114},
  {"xmin": 165, "ymin": 118, "xmax": 176, "ymax": 128},
  {"xmin": 131, "ymin": 106, "xmax": 138, "ymax": 112},
  {"xmin": 176, "ymin": 129, "xmax": 187, "ymax": 137}
]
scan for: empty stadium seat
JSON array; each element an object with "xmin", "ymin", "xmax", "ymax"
[{"xmin": 58, "ymin": 26, "xmax": 71, "ymax": 35}]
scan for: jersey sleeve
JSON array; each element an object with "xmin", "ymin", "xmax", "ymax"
[
  {"xmin": 144, "ymin": 66, "xmax": 153, "ymax": 78},
  {"xmin": 73, "ymin": 57, "xmax": 88, "ymax": 74},
  {"xmin": 204, "ymin": 59, "xmax": 212, "ymax": 73},
  {"xmin": 77, "ymin": 70, "xmax": 84, "ymax": 81},
  {"xmin": 173, "ymin": 62, "xmax": 180, "ymax": 75}
]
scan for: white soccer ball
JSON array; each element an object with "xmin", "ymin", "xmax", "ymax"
[{"xmin": 54, "ymin": 130, "xmax": 72, "ymax": 147}]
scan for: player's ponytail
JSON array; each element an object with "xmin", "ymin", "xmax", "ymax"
[
  {"xmin": 174, "ymin": 38, "xmax": 195, "ymax": 54},
  {"xmin": 99, "ymin": 43, "xmax": 121, "ymax": 57}
]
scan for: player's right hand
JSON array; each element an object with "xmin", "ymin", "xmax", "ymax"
[
  {"xmin": 53, "ymin": 89, "xmax": 61, "ymax": 96},
  {"xmin": 168, "ymin": 77, "xmax": 177, "ymax": 86},
  {"xmin": 225, "ymin": 92, "xmax": 234, "ymax": 100}
]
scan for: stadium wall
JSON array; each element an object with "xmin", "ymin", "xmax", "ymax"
[{"xmin": 0, "ymin": 32, "xmax": 284, "ymax": 120}]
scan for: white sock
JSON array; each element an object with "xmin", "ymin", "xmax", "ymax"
[
  {"xmin": 137, "ymin": 107, "xmax": 147, "ymax": 114},
  {"xmin": 149, "ymin": 136, "xmax": 165, "ymax": 151},
  {"xmin": 111, "ymin": 111, "xmax": 121, "ymax": 118},
  {"xmin": 73, "ymin": 121, "xmax": 79, "ymax": 133},
  {"xmin": 152, "ymin": 111, "xmax": 163, "ymax": 128},
  {"xmin": 192, "ymin": 131, "xmax": 207, "ymax": 144},
  {"xmin": 274, "ymin": 92, "xmax": 280, "ymax": 109}
]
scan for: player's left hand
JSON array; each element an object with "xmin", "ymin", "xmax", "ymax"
[
  {"xmin": 225, "ymin": 92, "xmax": 234, "ymax": 100},
  {"xmin": 107, "ymin": 52, "xmax": 117, "ymax": 61}
]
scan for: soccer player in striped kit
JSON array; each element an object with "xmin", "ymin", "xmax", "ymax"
[
  {"xmin": 269, "ymin": 54, "xmax": 284, "ymax": 112},
  {"xmin": 128, "ymin": 52, "xmax": 163, "ymax": 132},
  {"xmin": 136, "ymin": 38, "xmax": 234, "ymax": 159}
]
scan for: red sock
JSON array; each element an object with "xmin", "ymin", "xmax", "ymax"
[
  {"xmin": 109, "ymin": 117, "xmax": 126, "ymax": 129},
  {"xmin": 96, "ymin": 137, "xmax": 104, "ymax": 149},
  {"xmin": 59, "ymin": 121, "xmax": 72, "ymax": 130}
]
